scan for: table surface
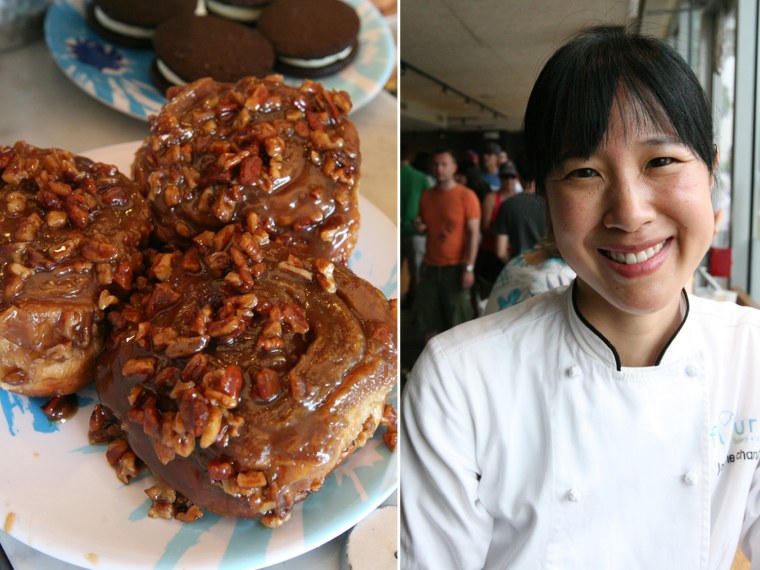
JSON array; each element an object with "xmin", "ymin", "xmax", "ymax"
[{"xmin": 0, "ymin": 28, "xmax": 398, "ymax": 570}]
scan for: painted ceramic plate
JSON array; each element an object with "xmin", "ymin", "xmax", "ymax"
[
  {"xmin": 0, "ymin": 142, "xmax": 398, "ymax": 570},
  {"xmin": 44, "ymin": 0, "xmax": 396, "ymax": 121}
]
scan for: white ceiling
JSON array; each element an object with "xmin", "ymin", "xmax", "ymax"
[{"xmin": 400, "ymin": 0, "xmax": 681, "ymax": 132}]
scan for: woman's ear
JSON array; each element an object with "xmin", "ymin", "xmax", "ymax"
[{"xmin": 713, "ymin": 208, "xmax": 724, "ymax": 239}]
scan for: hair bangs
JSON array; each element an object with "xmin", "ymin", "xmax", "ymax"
[{"xmin": 524, "ymin": 26, "xmax": 716, "ymax": 196}]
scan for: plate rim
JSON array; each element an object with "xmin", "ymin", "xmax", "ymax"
[{"xmin": 43, "ymin": 0, "xmax": 396, "ymax": 121}]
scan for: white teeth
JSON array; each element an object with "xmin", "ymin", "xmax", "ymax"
[{"xmin": 606, "ymin": 241, "xmax": 665, "ymax": 264}]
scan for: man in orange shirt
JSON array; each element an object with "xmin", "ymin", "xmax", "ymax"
[{"xmin": 413, "ymin": 148, "xmax": 481, "ymax": 341}]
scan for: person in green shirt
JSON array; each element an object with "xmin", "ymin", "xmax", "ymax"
[{"xmin": 400, "ymin": 143, "xmax": 431, "ymax": 306}]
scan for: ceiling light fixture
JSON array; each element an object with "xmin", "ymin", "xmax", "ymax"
[{"xmin": 400, "ymin": 59, "xmax": 507, "ymax": 121}]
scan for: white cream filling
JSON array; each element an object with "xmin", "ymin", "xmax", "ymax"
[
  {"xmin": 206, "ymin": 0, "xmax": 264, "ymax": 22},
  {"xmin": 94, "ymin": 6, "xmax": 154, "ymax": 39},
  {"xmin": 605, "ymin": 240, "xmax": 666, "ymax": 265},
  {"xmin": 156, "ymin": 58, "xmax": 188, "ymax": 86},
  {"xmin": 279, "ymin": 44, "xmax": 353, "ymax": 69}
]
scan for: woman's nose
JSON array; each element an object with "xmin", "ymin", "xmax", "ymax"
[{"xmin": 602, "ymin": 175, "xmax": 657, "ymax": 232}]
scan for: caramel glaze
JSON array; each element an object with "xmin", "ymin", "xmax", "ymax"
[
  {"xmin": 132, "ymin": 76, "xmax": 361, "ymax": 265},
  {"xmin": 96, "ymin": 223, "xmax": 396, "ymax": 523},
  {"xmin": 0, "ymin": 141, "xmax": 152, "ymax": 396}
]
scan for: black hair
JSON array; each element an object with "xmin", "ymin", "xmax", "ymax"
[
  {"xmin": 432, "ymin": 147, "xmax": 458, "ymax": 162},
  {"xmin": 523, "ymin": 25, "xmax": 716, "ymax": 196}
]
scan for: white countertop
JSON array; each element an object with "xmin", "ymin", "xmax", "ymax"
[{"xmin": 0, "ymin": 32, "xmax": 397, "ymax": 570}]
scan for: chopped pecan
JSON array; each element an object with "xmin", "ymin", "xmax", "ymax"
[
  {"xmin": 5, "ymin": 191, "xmax": 27, "ymax": 215},
  {"xmin": 106, "ymin": 439, "xmax": 140, "ymax": 484},
  {"xmin": 281, "ymin": 303, "xmax": 309, "ymax": 334},
  {"xmin": 244, "ymin": 211, "xmax": 260, "ymax": 233},
  {"xmin": 200, "ymin": 405, "xmax": 222, "ymax": 448},
  {"xmin": 47, "ymin": 238, "xmax": 78, "ymax": 261},
  {"xmin": 81, "ymin": 239, "xmax": 119, "ymax": 262},
  {"xmin": 121, "ymin": 357, "xmax": 156, "ymax": 381},
  {"xmin": 151, "ymin": 326, "xmax": 179, "ymax": 350},
  {"xmin": 381, "ymin": 404, "xmax": 398, "ymax": 451},
  {"xmin": 237, "ymin": 471, "xmax": 267, "ymax": 489},
  {"xmin": 66, "ymin": 202, "xmax": 90, "ymax": 229},
  {"xmin": 151, "ymin": 252, "xmax": 174, "ymax": 281},
  {"xmin": 207, "ymin": 316, "xmax": 244, "ymax": 338},
  {"xmin": 145, "ymin": 482, "xmax": 177, "ymax": 519},
  {"xmin": 288, "ymin": 371, "xmax": 309, "ymax": 401},
  {"xmin": 257, "ymin": 335, "xmax": 285, "ymax": 351},
  {"xmin": 98, "ymin": 289, "xmax": 119, "ymax": 311},
  {"xmin": 239, "ymin": 156, "xmax": 262, "ymax": 186},
  {"xmin": 190, "ymin": 304, "xmax": 213, "ymax": 335},
  {"xmin": 14, "ymin": 213, "xmax": 42, "ymax": 242},
  {"xmin": 178, "ymin": 388, "xmax": 210, "ymax": 437},
  {"xmin": 7, "ymin": 262, "xmax": 33, "ymax": 280},
  {"xmin": 113, "ymin": 259, "xmax": 134, "ymax": 291},
  {"xmin": 89, "ymin": 404, "xmax": 123, "ymax": 444},
  {"xmin": 163, "ymin": 183, "xmax": 181, "ymax": 208},
  {"xmin": 278, "ymin": 261, "xmax": 313, "ymax": 281},
  {"xmin": 165, "ymin": 335, "xmax": 210, "ymax": 359},
  {"xmin": 208, "ymin": 458, "xmax": 236, "ymax": 480},
  {"xmin": 155, "ymin": 366, "xmax": 182, "ymax": 393},
  {"xmin": 182, "ymin": 353, "xmax": 210, "ymax": 383},
  {"xmin": 95, "ymin": 262, "xmax": 114, "ymax": 285},
  {"xmin": 252, "ymin": 367, "xmax": 281, "ymax": 402},
  {"xmin": 314, "ymin": 258, "xmax": 337, "ymax": 293},
  {"xmin": 4, "ymin": 274, "xmax": 24, "ymax": 297},
  {"xmin": 201, "ymin": 365, "xmax": 243, "ymax": 408},
  {"xmin": 145, "ymin": 283, "xmax": 181, "ymax": 316}
]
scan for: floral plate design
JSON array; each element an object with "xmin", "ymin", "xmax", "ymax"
[{"xmin": 44, "ymin": 0, "xmax": 396, "ymax": 121}]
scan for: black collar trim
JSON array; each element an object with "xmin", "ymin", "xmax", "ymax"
[{"xmin": 570, "ymin": 281, "xmax": 689, "ymax": 372}]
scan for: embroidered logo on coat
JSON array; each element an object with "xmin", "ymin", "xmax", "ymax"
[{"xmin": 711, "ymin": 410, "xmax": 760, "ymax": 477}]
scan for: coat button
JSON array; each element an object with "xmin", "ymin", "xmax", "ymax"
[
  {"xmin": 566, "ymin": 488, "xmax": 582, "ymax": 502},
  {"xmin": 685, "ymin": 364, "xmax": 698, "ymax": 377},
  {"xmin": 683, "ymin": 471, "xmax": 698, "ymax": 486},
  {"xmin": 566, "ymin": 365, "xmax": 581, "ymax": 378}
]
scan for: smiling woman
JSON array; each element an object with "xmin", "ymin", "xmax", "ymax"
[
  {"xmin": 544, "ymin": 99, "xmax": 718, "ymax": 365},
  {"xmin": 401, "ymin": 25, "xmax": 760, "ymax": 569}
]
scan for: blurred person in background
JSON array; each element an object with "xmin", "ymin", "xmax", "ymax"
[
  {"xmin": 479, "ymin": 142, "xmax": 502, "ymax": 192},
  {"xmin": 493, "ymin": 178, "xmax": 547, "ymax": 263},
  {"xmin": 400, "ymin": 143, "xmax": 431, "ymax": 307},
  {"xmin": 474, "ymin": 161, "xmax": 521, "ymax": 307},
  {"xmin": 413, "ymin": 148, "xmax": 481, "ymax": 342}
]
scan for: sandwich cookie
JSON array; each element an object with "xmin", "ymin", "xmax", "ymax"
[
  {"xmin": 258, "ymin": 0, "xmax": 360, "ymax": 78},
  {"xmin": 205, "ymin": 0, "xmax": 271, "ymax": 23},
  {"xmin": 87, "ymin": 0, "xmax": 196, "ymax": 48},
  {"xmin": 151, "ymin": 13, "xmax": 275, "ymax": 93}
]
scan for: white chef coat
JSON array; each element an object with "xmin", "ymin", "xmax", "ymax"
[{"xmin": 400, "ymin": 284, "xmax": 760, "ymax": 569}]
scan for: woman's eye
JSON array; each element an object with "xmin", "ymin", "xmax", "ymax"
[
  {"xmin": 648, "ymin": 156, "xmax": 677, "ymax": 168},
  {"xmin": 567, "ymin": 168, "xmax": 597, "ymax": 179}
]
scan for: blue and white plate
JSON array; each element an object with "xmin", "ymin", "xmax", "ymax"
[
  {"xmin": 0, "ymin": 142, "xmax": 397, "ymax": 569},
  {"xmin": 44, "ymin": 0, "xmax": 396, "ymax": 121}
]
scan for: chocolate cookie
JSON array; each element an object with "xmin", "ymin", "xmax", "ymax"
[
  {"xmin": 151, "ymin": 13, "xmax": 275, "ymax": 93},
  {"xmin": 205, "ymin": 0, "xmax": 272, "ymax": 23},
  {"xmin": 258, "ymin": 0, "xmax": 360, "ymax": 78},
  {"xmin": 87, "ymin": 0, "xmax": 196, "ymax": 48}
]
